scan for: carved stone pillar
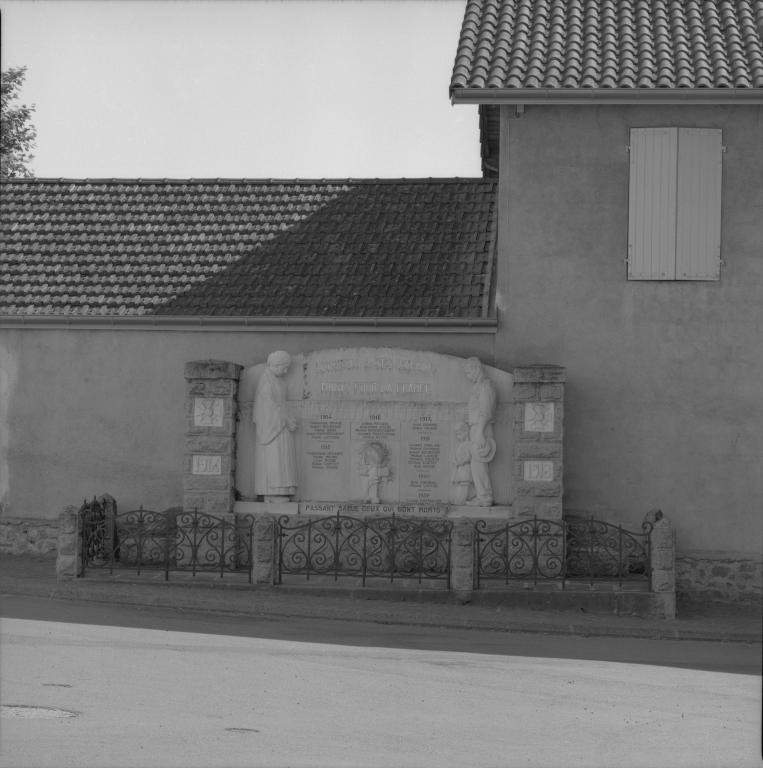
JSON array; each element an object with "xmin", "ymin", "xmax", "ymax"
[
  {"xmin": 450, "ymin": 518, "xmax": 475, "ymax": 594},
  {"xmin": 649, "ymin": 516, "xmax": 676, "ymax": 618},
  {"xmin": 184, "ymin": 360, "xmax": 243, "ymax": 516},
  {"xmin": 56, "ymin": 505, "xmax": 80, "ymax": 580},
  {"xmin": 512, "ymin": 365, "xmax": 565, "ymax": 520}
]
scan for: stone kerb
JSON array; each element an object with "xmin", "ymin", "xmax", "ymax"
[
  {"xmin": 649, "ymin": 517, "xmax": 676, "ymax": 619},
  {"xmin": 184, "ymin": 360, "xmax": 243, "ymax": 517},
  {"xmin": 512, "ymin": 365, "xmax": 565, "ymax": 521}
]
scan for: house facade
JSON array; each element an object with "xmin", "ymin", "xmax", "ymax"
[
  {"xmin": 450, "ymin": 0, "xmax": 763, "ymax": 601},
  {"xmin": 1, "ymin": 0, "xmax": 761, "ymax": 603}
]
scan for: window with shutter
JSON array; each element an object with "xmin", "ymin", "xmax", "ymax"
[
  {"xmin": 627, "ymin": 128, "xmax": 723, "ymax": 281},
  {"xmin": 676, "ymin": 129, "xmax": 723, "ymax": 280},
  {"xmin": 627, "ymin": 128, "xmax": 677, "ymax": 280}
]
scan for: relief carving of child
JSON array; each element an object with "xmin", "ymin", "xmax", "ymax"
[
  {"xmin": 450, "ymin": 421, "xmax": 474, "ymax": 505},
  {"xmin": 360, "ymin": 441, "xmax": 391, "ymax": 504}
]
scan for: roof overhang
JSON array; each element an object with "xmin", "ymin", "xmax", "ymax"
[
  {"xmin": 0, "ymin": 315, "xmax": 498, "ymax": 333},
  {"xmin": 451, "ymin": 88, "xmax": 763, "ymax": 105}
]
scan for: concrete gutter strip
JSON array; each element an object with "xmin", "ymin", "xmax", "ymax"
[
  {"xmin": 451, "ymin": 88, "xmax": 763, "ymax": 105},
  {"xmin": 0, "ymin": 315, "xmax": 498, "ymax": 333},
  {"xmin": 1, "ymin": 577, "xmax": 759, "ymax": 644}
]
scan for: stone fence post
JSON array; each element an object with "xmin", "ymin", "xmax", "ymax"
[
  {"xmin": 512, "ymin": 365, "xmax": 565, "ymax": 520},
  {"xmin": 649, "ymin": 516, "xmax": 676, "ymax": 619},
  {"xmin": 56, "ymin": 505, "xmax": 80, "ymax": 580},
  {"xmin": 253, "ymin": 516, "xmax": 276, "ymax": 585},
  {"xmin": 450, "ymin": 518, "xmax": 474, "ymax": 597},
  {"xmin": 184, "ymin": 360, "xmax": 243, "ymax": 516}
]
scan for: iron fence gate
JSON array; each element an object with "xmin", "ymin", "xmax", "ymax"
[
  {"xmin": 474, "ymin": 517, "xmax": 652, "ymax": 589},
  {"xmin": 79, "ymin": 501, "xmax": 258, "ymax": 582},
  {"xmin": 277, "ymin": 514, "xmax": 453, "ymax": 586}
]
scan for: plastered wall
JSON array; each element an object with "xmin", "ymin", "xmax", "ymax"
[
  {"xmin": 0, "ymin": 330, "xmax": 496, "ymax": 520},
  {"xmin": 496, "ymin": 103, "xmax": 763, "ymax": 556}
]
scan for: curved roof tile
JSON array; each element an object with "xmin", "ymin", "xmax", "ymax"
[
  {"xmin": 451, "ymin": 0, "xmax": 763, "ymax": 92},
  {"xmin": 1, "ymin": 179, "xmax": 496, "ymax": 318}
]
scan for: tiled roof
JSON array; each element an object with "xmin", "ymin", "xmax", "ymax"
[
  {"xmin": 0, "ymin": 179, "xmax": 496, "ymax": 318},
  {"xmin": 451, "ymin": 0, "xmax": 763, "ymax": 91}
]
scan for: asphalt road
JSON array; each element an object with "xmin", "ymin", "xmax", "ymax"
[{"xmin": 1, "ymin": 595, "xmax": 761, "ymax": 768}]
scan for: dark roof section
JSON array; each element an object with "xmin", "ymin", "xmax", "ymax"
[
  {"xmin": 479, "ymin": 105, "xmax": 501, "ymax": 177},
  {"xmin": 1, "ymin": 178, "xmax": 497, "ymax": 318},
  {"xmin": 451, "ymin": 0, "xmax": 763, "ymax": 92}
]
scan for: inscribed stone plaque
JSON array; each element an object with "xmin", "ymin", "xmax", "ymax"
[
  {"xmin": 524, "ymin": 403, "xmax": 554, "ymax": 432},
  {"xmin": 350, "ymin": 421, "xmax": 401, "ymax": 441},
  {"xmin": 399, "ymin": 421, "xmax": 450, "ymax": 503},
  {"xmin": 194, "ymin": 398, "xmax": 224, "ymax": 427},
  {"xmin": 298, "ymin": 502, "xmax": 447, "ymax": 517},
  {"xmin": 307, "ymin": 350, "xmax": 439, "ymax": 401},
  {"xmin": 193, "ymin": 455, "xmax": 222, "ymax": 475},
  {"xmin": 299, "ymin": 419, "xmax": 350, "ymax": 501},
  {"xmin": 523, "ymin": 461, "xmax": 554, "ymax": 481}
]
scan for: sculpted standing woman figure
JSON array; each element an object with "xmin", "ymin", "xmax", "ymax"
[
  {"xmin": 254, "ymin": 351, "xmax": 298, "ymax": 502},
  {"xmin": 463, "ymin": 357, "xmax": 496, "ymax": 507}
]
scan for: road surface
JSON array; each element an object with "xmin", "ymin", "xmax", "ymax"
[{"xmin": 1, "ymin": 595, "xmax": 760, "ymax": 768}]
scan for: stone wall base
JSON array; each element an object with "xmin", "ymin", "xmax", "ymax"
[
  {"xmin": 0, "ymin": 518, "xmax": 59, "ymax": 556},
  {"xmin": 469, "ymin": 589, "xmax": 675, "ymax": 619},
  {"xmin": 676, "ymin": 554, "xmax": 762, "ymax": 604},
  {"xmin": 233, "ymin": 501, "xmax": 514, "ymax": 520}
]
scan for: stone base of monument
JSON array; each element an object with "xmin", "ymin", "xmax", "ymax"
[
  {"xmin": 234, "ymin": 501, "xmax": 300, "ymax": 518},
  {"xmin": 234, "ymin": 501, "xmax": 514, "ymax": 519}
]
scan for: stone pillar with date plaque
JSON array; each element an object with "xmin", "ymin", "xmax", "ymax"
[
  {"xmin": 512, "ymin": 365, "xmax": 565, "ymax": 521},
  {"xmin": 184, "ymin": 360, "xmax": 243, "ymax": 516}
]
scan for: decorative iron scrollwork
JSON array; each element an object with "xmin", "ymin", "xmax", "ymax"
[
  {"xmin": 474, "ymin": 517, "xmax": 652, "ymax": 589},
  {"xmin": 277, "ymin": 514, "xmax": 452, "ymax": 587},
  {"xmin": 78, "ymin": 507, "xmax": 262, "ymax": 582}
]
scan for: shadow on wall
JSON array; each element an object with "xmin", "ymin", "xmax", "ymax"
[{"xmin": 154, "ymin": 184, "xmax": 491, "ymax": 318}]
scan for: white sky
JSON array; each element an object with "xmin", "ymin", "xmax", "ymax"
[{"xmin": 0, "ymin": 0, "xmax": 481, "ymax": 179}]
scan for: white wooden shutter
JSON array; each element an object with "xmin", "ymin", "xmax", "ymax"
[
  {"xmin": 627, "ymin": 128, "xmax": 677, "ymax": 280},
  {"xmin": 676, "ymin": 128, "xmax": 722, "ymax": 280}
]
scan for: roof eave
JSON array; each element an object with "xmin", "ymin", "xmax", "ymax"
[
  {"xmin": 451, "ymin": 88, "xmax": 763, "ymax": 105},
  {"xmin": 0, "ymin": 314, "xmax": 498, "ymax": 333}
]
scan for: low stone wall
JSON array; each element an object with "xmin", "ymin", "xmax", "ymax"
[
  {"xmin": 0, "ymin": 517, "xmax": 59, "ymax": 556},
  {"xmin": 676, "ymin": 553, "xmax": 762, "ymax": 604}
]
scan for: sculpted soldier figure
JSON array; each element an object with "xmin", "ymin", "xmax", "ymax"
[
  {"xmin": 463, "ymin": 357, "xmax": 496, "ymax": 506},
  {"xmin": 254, "ymin": 351, "xmax": 298, "ymax": 502}
]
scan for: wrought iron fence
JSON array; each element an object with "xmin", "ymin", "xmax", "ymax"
[
  {"xmin": 474, "ymin": 517, "xmax": 652, "ymax": 590},
  {"xmin": 277, "ymin": 514, "xmax": 452, "ymax": 587},
  {"xmin": 80, "ymin": 497, "xmax": 112, "ymax": 564},
  {"xmin": 78, "ymin": 503, "xmax": 258, "ymax": 582}
]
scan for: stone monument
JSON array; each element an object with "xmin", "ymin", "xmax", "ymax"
[{"xmin": 235, "ymin": 348, "xmax": 516, "ymax": 518}]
